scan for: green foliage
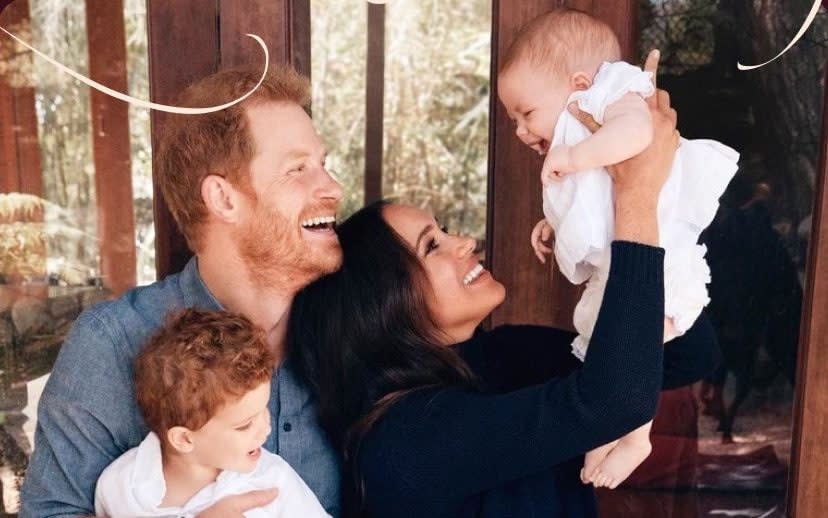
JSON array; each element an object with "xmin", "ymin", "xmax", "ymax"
[
  {"xmin": 312, "ymin": 0, "xmax": 492, "ymax": 238},
  {"xmin": 5, "ymin": 0, "xmax": 154, "ymax": 285},
  {"xmin": 0, "ymin": 193, "xmax": 94, "ymax": 283}
]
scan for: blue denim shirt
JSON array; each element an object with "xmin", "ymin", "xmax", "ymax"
[{"xmin": 19, "ymin": 258, "xmax": 341, "ymax": 517}]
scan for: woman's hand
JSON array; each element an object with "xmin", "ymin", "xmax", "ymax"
[{"xmin": 568, "ymin": 49, "xmax": 679, "ymax": 246}]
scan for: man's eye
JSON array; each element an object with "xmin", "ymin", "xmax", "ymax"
[
  {"xmin": 523, "ymin": 110, "xmax": 534, "ymax": 118},
  {"xmin": 440, "ymin": 225, "xmax": 449, "ymax": 234},
  {"xmin": 235, "ymin": 422, "xmax": 252, "ymax": 431}
]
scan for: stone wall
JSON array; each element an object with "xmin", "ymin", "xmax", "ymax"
[{"xmin": 0, "ymin": 285, "xmax": 109, "ymax": 356}]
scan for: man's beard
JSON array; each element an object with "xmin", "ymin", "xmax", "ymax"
[{"xmin": 237, "ymin": 201, "xmax": 342, "ymax": 294}]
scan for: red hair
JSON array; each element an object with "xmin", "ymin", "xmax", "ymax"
[
  {"xmin": 135, "ymin": 309, "xmax": 275, "ymax": 438},
  {"xmin": 155, "ymin": 65, "xmax": 311, "ymax": 251}
]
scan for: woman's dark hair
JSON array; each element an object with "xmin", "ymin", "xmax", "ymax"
[{"xmin": 288, "ymin": 200, "xmax": 478, "ymax": 514}]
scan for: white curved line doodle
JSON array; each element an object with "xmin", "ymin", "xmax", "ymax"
[
  {"xmin": 0, "ymin": 28, "xmax": 269, "ymax": 114},
  {"xmin": 737, "ymin": 0, "xmax": 822, "ymax": 71}
]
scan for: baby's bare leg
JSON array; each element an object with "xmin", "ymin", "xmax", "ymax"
[
  {"xmin": 590, "ymin": 421, "xmax": 653, "ymax": 489},
  {"xmin": 581, "ymin": 440, "xmax": 619, "ymax": 484}
]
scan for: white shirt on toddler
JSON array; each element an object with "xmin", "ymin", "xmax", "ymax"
[
  {"xmin": 542, "ymin": 61, "xmax": 739, "ymax": 360},
  {"xmin": 94, "ymin": 432, "xmax": 331, "ymax": 518}
]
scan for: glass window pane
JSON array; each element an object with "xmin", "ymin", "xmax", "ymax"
[
  {"xmin": 0, "ymin": 1, "xmax": 151, "ymax": 512},
  {"xmin": 596, "ymin": 3, "xmax": 826, "ymax": 517},
  {"xmin": 124, "ymin": 0, "xmax": 153, "ymax": 286},
  {"xmin": 383, "ymin": 0, "xmax": 492, "ymax": 240},
  {"xmin": 311, "ymin": 0, "xmax": 367, "ymax": 218}
]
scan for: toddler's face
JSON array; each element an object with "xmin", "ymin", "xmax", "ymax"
[
  {"xmin": 188, "ymin": 381, "xmax": 273, "ymax": 474},
  {"xmin": 498, "ymin": 59, "xmax": 572, "ymax": 155}
]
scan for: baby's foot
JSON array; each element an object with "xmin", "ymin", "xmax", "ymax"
[
  {"xmin": 589, "ymin": 440, "xmax": 652, "ymax": 489},
  {"xmin": 581, "ymin": 441, "xmax": 617, "ymax": 484}
]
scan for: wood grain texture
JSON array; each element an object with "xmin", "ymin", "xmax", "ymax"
[
  {"xmin": 219, "ymin": 0, "xmax": 289, "ymax": 67},
  {"xmin": 487, "ymin": 0, "xmax": 637, "ymax": 328},
  {"xmin": 147, "ymin": 0, "xmax": 219, "ymax": 278},
  {"xmin": 0, "ymin": 0, "xmax": 42, "ymax": 195},
  {"xmin": 289, "ymin": 0, "xmax": 311, "ymax": 78},
  {"xmin": 86, "ymin": 0, "xmax": 136, "ymax": 295},
  {"xmin": 787, "ymin": 64, "xmax": 828, "ymax": 518},
  {"xmin": 365, "ymin": 1, "xmax": 385, "ymax": 204},
  {"xmin": 148, "ymin": 0, "xmax": 311, "ymax": 278},
  {"xmin": 0, "ymin": 75, "xmax": 19, "ymax": 193}
]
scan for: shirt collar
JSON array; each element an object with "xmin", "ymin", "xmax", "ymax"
[{"xmin": 178, "ymin": 256, "xmax": 224, "ymax": 311}]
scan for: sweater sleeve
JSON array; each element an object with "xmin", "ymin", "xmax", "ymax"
[
  {"xmin": 472, "ymin": 311, "xmax": 718, "ymax": 393},
  {"xmin": 460, "ymin": 325, "xmax": 582, "ymax": 392},
  {"xmin": 661, "ymin": 311, "xmax": 720, "ymax": 389},
  {"xmin": 358, "ymin": 242, "xmax": 665, "ymax": 512}
]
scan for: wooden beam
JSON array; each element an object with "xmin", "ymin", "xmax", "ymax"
[
  {"xmin": 0, "ymin": 0, "xmax": 42, "ymax": 196},
  {"xmin": 220, "ymin": 0, "xmax": 289, "ymax": 66},
  {"xmin": 288, "ymin": 0, "xmax": 311, "ymax": 79},
  {"xmin": 568, "ymin": 0, "xmax": 639, "ymax": 62},
  {"xmin": 147, "ymin": 0, "xmax": 220, "ymax": 279},
  {"xmin": 85, "ymin": 0, "xmax": 136, "ymax": 295},
  {"xmin": 487, "ymin": 0, "xmax": 637, "ymax": 329},
  {"xmin": 787, "ymin": 61, "xmax": 828, "ymax": 518},
  {"xmin": 487, "ymin": 0, "xmax": 574, "ymax": 329},
  {"xmin": 364, "ymin": 1, "xmax": 385, "ymax": 204},
  {"xmin": 148, "ymin": 0, "xmax": 312, "ymax": 279},
  {"xmin": 0, "ymin": 76, "xmax": 19, "ymax": 194}
]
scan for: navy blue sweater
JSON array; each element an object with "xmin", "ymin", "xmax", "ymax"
[{"xmin": 356, "ymin": 242, "xmax": 718, "ymax": 517}]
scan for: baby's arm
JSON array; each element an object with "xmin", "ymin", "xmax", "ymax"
[
  {"xmin": 572, "ymin": 92, "xmax": 653, "ymax": 170},
  {"xmin": 543, "ymin": 93, "xmax": 653, "ymax": 182}
]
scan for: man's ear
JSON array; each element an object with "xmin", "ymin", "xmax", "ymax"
[
  {"xmin": 202, "ymin": 174, "xmax": 243, "ymax": 223},
  {"xmin": 570, "ymin": 72, "xmax": 592, "ymax": 91},
  {"xmin": 166, "ymin": 426, "xmax": 196, "ymax": 453}
]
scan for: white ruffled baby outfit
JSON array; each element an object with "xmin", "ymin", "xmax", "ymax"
[{"xmin": 541, "ymin": 61, "xmax": 739, "ymax": 360}]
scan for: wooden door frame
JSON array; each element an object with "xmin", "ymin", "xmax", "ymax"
[{"xmin": 787, "ymin": 61, "xmax": 828, "ymax": 518}]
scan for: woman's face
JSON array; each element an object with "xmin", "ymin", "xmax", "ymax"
[{"xmin": 383, "ymin": 204, "xmax": 506, "ymax": 343}]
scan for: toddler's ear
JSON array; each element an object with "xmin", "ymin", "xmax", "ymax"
[
  {"xmin": 167, "ymin": 426, "xmax": 196, "ymax": 453},
  {"xmin": 570, "ymin": 72, "xmax": 592, "ymax": 91}
]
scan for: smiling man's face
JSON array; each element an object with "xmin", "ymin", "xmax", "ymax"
[{"xmin": 234, "ymin": 101, "xmax": 344, "ymax": 293}]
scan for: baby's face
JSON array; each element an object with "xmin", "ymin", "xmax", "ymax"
[
  {"xmin": 498, "ymin": 59, "xmax": 572, "ymax": 155},
  {"xmin": 188, "ymin": 381, "xmax": 273, "ymax": 474}
]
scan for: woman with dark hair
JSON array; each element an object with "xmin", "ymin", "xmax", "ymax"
[{"xmin": 288, "ymin": 75, "xmax": 718, "ymax": 517}]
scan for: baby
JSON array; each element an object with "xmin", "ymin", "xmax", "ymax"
[
  {"xmin": 94, "ymin": 308, "xmax": 330, "ymax": 518},
  {"xmin": 497, "ymin": 8, "xmax": 738, "ymax": 489}
]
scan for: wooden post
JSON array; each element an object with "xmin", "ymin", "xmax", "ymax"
[
  {"xmin": 85, "ymin": 0, "xmax": 137, "ymax": 295},
  {"xmin": 488, "ymin": 0, "xmax": 556, "ymax": 327},
  {"xmin": 148, "ymin": 0, "xmax": 311, "ymax": 279},
  {"xmin": 146, "ymin": 0, "xmax": 219, "ymax": 279},
  {"xmin": 787, "ymin": 62, "xmax": 828, "ymax": 517},
  {"xmin": 487, "ymin": 0, "xmax": 637, "ymax": 328},
  {"xmin": 0, "ymin": 0, "xmax": 42, "ymax": 196},
  {"xmin": 364, "ymin": 1, "xmax": 385, "ymax": 204}
]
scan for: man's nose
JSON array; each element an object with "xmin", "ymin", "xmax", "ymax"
[{"xmin": 316, "ymin": 167, "xmax": 343, "ymax": 201}]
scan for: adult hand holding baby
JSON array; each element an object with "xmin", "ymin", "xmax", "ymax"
[
  {"xmin": 531, "ymin": 49, "xmax": 678, "ymax": 256},
  {"xmin": 568, "ymin": 48, "xmax": 679, "ymax": 247}
]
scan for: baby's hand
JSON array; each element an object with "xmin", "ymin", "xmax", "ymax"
[
  {"xmin": 541, "ymin": 145, "xmax": 577, "ymax": 185},
  {"xmin": 530, "ymin": 218, "xmax": 553, "ymax": 263}
]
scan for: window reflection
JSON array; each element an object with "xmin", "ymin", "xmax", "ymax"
[
  {"xmin": 0, "ymin": 0, "xmax": 151, "ymax": 513},
  {"xmin": 596, "ymin": 2, "xmax": 826, "ymax": 517},
  {"xmin": 383, "ymin": 0, "xmax": 491, "ymax": 240}
]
